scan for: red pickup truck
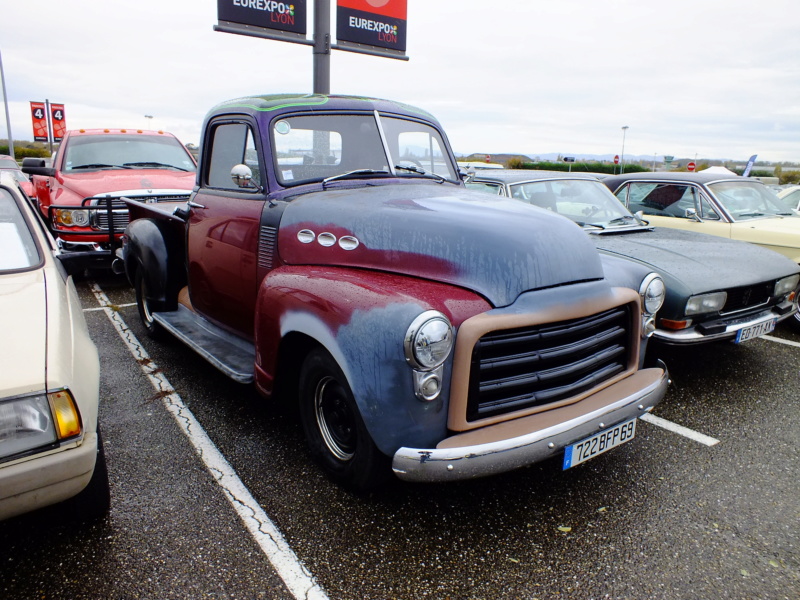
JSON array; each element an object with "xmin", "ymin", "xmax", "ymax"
[
  {"xmin": 120, "ymin": 94, "xmax": 669, "ymax": 490},
  {"xmin": 22, "ymin": 128, "xmax": 197, "ymax": 272}
]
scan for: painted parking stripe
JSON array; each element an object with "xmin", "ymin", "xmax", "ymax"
[
  {"xmin": 84, "ymin": 302, "xmax": 137, "ymax": 312},
  {"xmin": 639, "ymin": 413, "xmax": 720, "ymax": 446},
  {"xmin": 88, "ymin": 283, "xmax": 329, "ymax": 600},
  {"xmin": 761, "ymin": 334, "xmax": 800, "ymax": 349}
]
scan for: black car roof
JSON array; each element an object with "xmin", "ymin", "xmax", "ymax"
[{"xmin": 603, "ymin": 170, "xmax": 745, "ymax": 189}]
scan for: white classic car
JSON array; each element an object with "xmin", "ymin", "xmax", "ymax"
[{"xmin": 0, "ymin": 171, "xmax": 109, "ymax": 521}]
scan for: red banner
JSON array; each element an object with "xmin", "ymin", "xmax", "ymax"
[
  {"xmin": 336, "ymin": 0, "xmax": 407, "ymax": 53},
  {"xmin": 30, "ymin": 102, "xmax": 49, "ymax": 142},
  {"xmin": 50, "ymin": 104, "xmax": 66, "ymax": 142}
]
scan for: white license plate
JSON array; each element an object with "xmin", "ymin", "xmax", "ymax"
[
  {"xmin": 735, "ymin": 318, "xmax": 776, "ymax": 343},
  {"xmin": 563, "ymin": 419, "xmax": 637, "ymax": 470}
]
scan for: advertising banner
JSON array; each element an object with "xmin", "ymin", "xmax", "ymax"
[
  {"xmin": 216, "ymin": 0, "xmax": 307, "ymax": 37},
  {"xmin": 30, "ymin": 101, "xmax": 49, "ymax": 142},
  {"xmin": 336, "ymin": 0, "xmax": 407, "ymax": 54},
  {"xmin": 50, "ymin": 103, "xmax": 66, "ymax": 142}
]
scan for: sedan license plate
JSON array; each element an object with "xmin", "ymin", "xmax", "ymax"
[
  {"xmin": 563, "ymin": 419, "xmax": 637, "ymax": 470},
  {"xmin": 735, "ymin": 318, "xmax": 776, "ymax": 343}
]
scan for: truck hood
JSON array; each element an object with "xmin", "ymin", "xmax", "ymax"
[
  {"xmin": 592, "ymin": 227, "xmax": 799, "ymax": 294},
  {"xmin": 57, "ymin": 170, "xmax": 195, "ymax": 198},
  {"xmin": 1, "ymin": 270, "xmax": 46, "ymax": 395},
  {"xmin": 278, "ymin": 183, "xmax": 604, "ymax": 307}
]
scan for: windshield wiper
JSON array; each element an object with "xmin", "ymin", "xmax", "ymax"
[
  {"xmin": 322, "ymin": 169, "xmax": 389, "ymax": 188},
  {"xmin": 574, "ymin": 221, "xmax": 606, "ymax": 230},
  {"xmin": 736, "ymin": 212, "xmax": 767, "ymax": 218},
  {"xmin": 123, "ymin": 161, "xmax": 189, "ymax": 171},
  {"xmin": 71, "ymin": 163, "xmax": 132, "ymax": 170},
  {"xmin": 394, "ymin": 164, "xmax": 446, "ymax": 183}
]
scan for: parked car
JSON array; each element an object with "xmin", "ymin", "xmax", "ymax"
[
  {"xmin": 603, "ymin": 171, "xmax": 800, "ymax": 329},
  {"xmin": 467, "ymin": 170, "xmax": 800, "ymax": 342},
  {"xmin": 22, "ymin": 129, "xmax": 197, "ymax": 273},
  {"xmin": 777, "ymin": 185, "xmax": 800, "ymax": 215},
  {"xmin": 120, "ymin": 94, "xmax": 669, "ymax": 490},
  {"xmin": 0, "ymin": 154, "xmax": 35, "ymax": 197},
  {"xmin": 0, "ymin": 171, "xmax": 109, "ymax": 521}
]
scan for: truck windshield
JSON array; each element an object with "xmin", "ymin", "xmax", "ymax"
[
  {"xmin": 271, "ymin": 113, "xmax": 457, "ymax": 185},
  {"xmin": 63, "ymin": 134, "xmax": 197, "ymax": 173}
]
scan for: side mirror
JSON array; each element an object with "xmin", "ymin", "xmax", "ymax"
[
  {"xmin": 684, "ymin": 207, "xmax": 702, "ymax": 222},
  {"xmin": 21, "ymin": 157, "xmax": 56, "ymax": 178},
  {"xmin": 231, "ymin": 164, "xmax": 254, "ymax": 188}
]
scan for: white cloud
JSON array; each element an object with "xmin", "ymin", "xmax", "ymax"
[{"xmin": 2, "ymin": 0, "xmax": 799, "ymax": 162}]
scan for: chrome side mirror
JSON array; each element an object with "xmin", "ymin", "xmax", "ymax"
[
  {"xmin": 231, "ymin": 164, "xmax": 254, "ymax": 188},
  {"xmin": 684, "ymin": 207, "xmax": 703, "ymax": 222}
]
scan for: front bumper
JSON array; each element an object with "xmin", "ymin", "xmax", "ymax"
[
  {"xmin": 653, "ymin": 302, "xmax": 796, "ymax": 345},
  {"xmin": 0, "ymin": 432, "xmax": 97, "ymax": 521},
  {"xmin": 392, "ymin": 363, "xmax": 669, "ymax": 482}
]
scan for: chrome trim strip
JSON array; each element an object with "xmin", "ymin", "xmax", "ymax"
[{"xmin": 654, "ymin": 305, "xmax": 796, "ymax": 345}]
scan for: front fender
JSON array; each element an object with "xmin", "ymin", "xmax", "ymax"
[
  {"xmin": 254, "ymin": 266, "xmax": 491, "ymax": 455},
  {"xmin": 123, "ymin": 218, "xmax": 185, "ymax": 307}
]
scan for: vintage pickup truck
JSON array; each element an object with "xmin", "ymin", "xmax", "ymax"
[
  {"xmin": 119, "ymin": 94, "xmax": 669, "ymax": 490},
  {"xmin": 22, "ymin": 128, "xmax": 197, "ymax": 272}
]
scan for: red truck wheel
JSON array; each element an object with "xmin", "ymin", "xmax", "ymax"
[{"xmin": 298, "ymin": 349, "xmax": 390, "ymax": 491}]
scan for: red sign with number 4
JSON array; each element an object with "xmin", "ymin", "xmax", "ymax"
[{"xmin": 51, "ymin": 104, "xmax": 66, "ymax": 142}]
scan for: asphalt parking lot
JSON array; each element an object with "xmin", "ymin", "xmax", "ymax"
[{"xmin": 1, "ymin": 273, "xmax": 798, "ymax": 600}]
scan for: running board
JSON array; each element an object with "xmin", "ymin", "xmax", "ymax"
[{"xmin": 153, "ymin": 305, "xmax": 255, "ymax": 384}]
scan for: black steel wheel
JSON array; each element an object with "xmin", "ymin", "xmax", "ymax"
[{"xmin": 298, "ymin": 349, "xmax": 390, "ymax": 491}]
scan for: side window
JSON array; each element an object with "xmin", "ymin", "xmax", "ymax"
[
  {"xmin": 626, "ymin": 183, "xmax": 692, "ymax": 218},
  {"xmin": 698, "ymin": 193, "xmax": 720, "ymax": 220},
  {"xmin": 206, "ymin": 122, "xmax": 262, "ymax": 191}
]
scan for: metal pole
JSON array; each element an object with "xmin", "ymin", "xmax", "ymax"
[
  {"xmin": 46, "ymin": 98, "xmax": 53, "ymax": 156},
  {"xmin": 0, "ymin": 48, "xmax": 15, "ymax": 160},
  {"xmin": 313, "ymin": 0, "xmax": 331, "ymax": 95},
  {"xmin": 620, "ymin": 125, "xmax": 629, "ymax": 175}
]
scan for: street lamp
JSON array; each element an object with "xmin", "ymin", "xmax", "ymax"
[
  {"xmin": 620, "ymin": 125, "xmax": 629, "ymax": 174},
  {"xmin": 144, "ymin": 115, "xmax": 154, "ymax": 129}
]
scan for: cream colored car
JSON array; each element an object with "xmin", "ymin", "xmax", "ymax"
[{"xmin": 0, "ymin": 171, "xmax": 109, "ymax": 521}]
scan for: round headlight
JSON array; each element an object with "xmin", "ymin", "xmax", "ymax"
[
  {"xmin": 640, "ymin": 274, "xmax": 666, "ymax": 315},
  {"xmin": 404, "ymin": 311, "xmax": 454, "ymax": 370}
]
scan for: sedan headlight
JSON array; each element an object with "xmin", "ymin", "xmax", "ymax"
[
  {"xmin": 0, "ymin": 389, "xmax": 82, "ymax": 462},
  {"xmin": 639, "ymin": 274, "xmax": 666, "ymax": 315},
  {"xmin": 404, "ymin": 311, "xmax": 454, "ymax": 370},
  {"xmin": 685, "ymin": 292, "xmax": 727, "ymax": 316},
  {"xmin": 55, "ymin": 209, "xmax": 91, "ymax": 227},
  {"xmin": 774, "ymin": 274, "xmax": 800, "ymax": 297}
]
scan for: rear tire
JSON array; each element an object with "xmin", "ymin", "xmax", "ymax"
[
  {"xmin": 298, "ymin": 349, "xmax": 390, "ymax": 491},
  {"xmin": 135, "ymin": 268, "xmax": 165, "ymax": 339}
]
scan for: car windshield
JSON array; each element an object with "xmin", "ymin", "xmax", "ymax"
[
  {"xmin": 778, "ymin": 188, "xmax": 800, "ymax": 212},
  {"xmin": 0, "ymin": 158, "xmax": 18, "ymax": 169},
  {"xmin": 707, "ymin": 180, "xmax": 793, "ymax": 220},
  {"xmin": 506, "ymin": 178, "xmax": 638, "ymax": 228},
  {"xmin": 0, "ymin": 188, "xmax": 40, "ymax": 271},
  {"xmin": 62, "ymin": 134, "xmax": 197, "ymax": 173},
  {"xmin": 271, "ymin": 113, "xmax": 457, "ymax": 186}
]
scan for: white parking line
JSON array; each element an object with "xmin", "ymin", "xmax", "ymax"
[
  {"xmin": 639, "ymin": 413, "xmax": 720, "ymax": 446},
  {"xmin": 761, "ymin": 334, "xmax": 800, "ymax": 349},
  {"xmin": 84, "ymin": 302, "xmax": 137, "ymax": 312},
  {"xmin": 88, "ymin": 283, "xmax": 328, "ymax": 600}
]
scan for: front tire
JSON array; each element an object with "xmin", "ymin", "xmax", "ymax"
[
  {"xmin": 298, "ymin": 349, "xmax": 390, "ymax": 491},
  {"xmin": 135, "ymin": 268, "xmax": 165, "ymax": 339},
  {"xmin": 65, "ymin": 428, "xmax": 111, "ymax": 521}
]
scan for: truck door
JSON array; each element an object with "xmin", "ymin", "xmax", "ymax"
[{"xmin": 187, "ymin": 119, "xmax": 265, "ymax": 338}]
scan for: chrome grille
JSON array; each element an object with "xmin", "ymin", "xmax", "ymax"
[
  {"xmin": 90, "ymin": 193, "xmax": 191, "ymax": 232},
  {"xmin": 466, "ymin": 306, "xmax": 632, "ymax": 422},
  {"xmin": 721, "ymin": 283, "xmax": 772, "ymax": 314}
]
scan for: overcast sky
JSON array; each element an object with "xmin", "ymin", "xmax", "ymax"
[{"xmin": 2, "ymin": 1, "xmax": 799, "ymax": 163}]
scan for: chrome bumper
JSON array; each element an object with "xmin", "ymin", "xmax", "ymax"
[
  {"xmin": 653, "ymin": 303, "xmax": 796, "ymax": 345},
  {"xmin": 392, "ymin": 364, "xmax": 669, "ymax": 483}
]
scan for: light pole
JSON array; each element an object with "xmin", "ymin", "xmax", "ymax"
[
  {"xmin": 0, "ymin": 48, "xmax": 14, "ymax": 160},
  {"xmin": 144, "ymin": 114, "xmax": 153, "ymax": 129},
  {"xmin": 620, "ymin": 125, "xmax": 629, "ymax": 174}
]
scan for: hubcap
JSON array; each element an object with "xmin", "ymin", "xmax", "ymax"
[{"xmin": 314, "ymin": 375, "xmax": 356, "ymax": 461}]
